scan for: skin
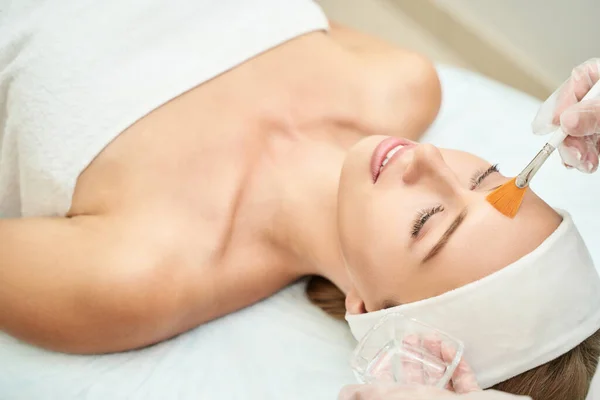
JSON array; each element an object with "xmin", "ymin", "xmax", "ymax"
[{"xmin": 0, "ymin": 21, "xmax": 559, "ymax": 355}]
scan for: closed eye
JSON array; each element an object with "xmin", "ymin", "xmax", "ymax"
[
  {"xmin": 470, "ymin": 164, "xmax": 499, "ymax": 190},
  {"xmin": 411, "ymin": 205, "xmax": 444, "ymax": 238}
]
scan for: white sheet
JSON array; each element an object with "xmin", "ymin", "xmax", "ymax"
[{"xmin": 0, "ymin": 65, "xmax": 598, "ymax": 400}]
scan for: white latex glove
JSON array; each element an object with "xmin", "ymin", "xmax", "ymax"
[
  {"xmin": 532, "ymin": 58, "xmax": 600, "ymax": 173},
  {"xmin": 337, "ymin": 385, "xmax": 529, "ymax": 400},
  {"xmin": 338, "ymin": 355, "xmax": 530, "ymax": 400}
]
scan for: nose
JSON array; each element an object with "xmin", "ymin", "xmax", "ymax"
[{"xmin": 402, "ymin": 144, "xmax": 462, "ymax": 193}]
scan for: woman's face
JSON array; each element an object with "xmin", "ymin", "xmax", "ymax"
[{"xmin": 338, "ymin": 136, "xmax": 561, "ymax": 313}]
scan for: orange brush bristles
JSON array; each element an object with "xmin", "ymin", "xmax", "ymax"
[{"xmin": 485, "ymin": 177, "xmax": 527, "ymax": 218}]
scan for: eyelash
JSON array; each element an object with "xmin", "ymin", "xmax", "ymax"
[
  {"xmin": 469, "ymin": 164, "xmax": 499, "ymax": 190},
  {"xmin": 411, "ymin": 205, "xmax": 444, "ymax": 238}
]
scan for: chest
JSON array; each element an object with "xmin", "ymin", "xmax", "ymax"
[{"xmin": 70, "ymin": 94, "xmax": 261, "ymax": 250}]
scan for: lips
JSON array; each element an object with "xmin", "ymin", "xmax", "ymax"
[{"xmin": 370, "ymin": 137, "xmax": 416, "ymax": 182}]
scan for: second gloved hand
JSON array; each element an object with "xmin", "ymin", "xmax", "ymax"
[
  {"xmin": 338, "ymin": 351, "xmax": 530, "ymax": 400},
  {"xmin": 337, "ymin": 385, "xmax": 529, "ymax": 400},
  {"xmin": 531, "ymin": 58, "xmax": 600, "ymax": 173}
]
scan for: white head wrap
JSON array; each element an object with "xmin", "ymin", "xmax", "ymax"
[{"xmin": 346, "ymin": 210, "xmax": 600, "ymax": 388}]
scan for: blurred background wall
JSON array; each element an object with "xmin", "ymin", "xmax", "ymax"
[{"xmin": 317, "ymin": 0, "xmax": 600, "ymax": 100}]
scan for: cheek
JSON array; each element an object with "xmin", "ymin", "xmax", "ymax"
[
  {"xmin": 343, "ymin": 192, "xmax": 417, "ymax": 306},
  {"xmin": 364, "ymin": 191, "xmax": 412, "ymax": 256}
]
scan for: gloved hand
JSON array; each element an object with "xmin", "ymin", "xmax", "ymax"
[
  {"xmin": 531, "ymin": 58, "xmax": 600, "ymax": 173},
  {"xmin": 338, "ymin": 384, "xmax": 531, "ymax": 400},
  {"xmin": 337, "ymin": 385, "xmax": 529, "ymax": 400},
  {"xmin": 337, "ymin": 355, "xmax": 530, "ymax": 400}
]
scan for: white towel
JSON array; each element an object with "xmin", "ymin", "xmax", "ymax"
[{"xmin": 0, "ymin": 0, "xmax": 328, "ymax": 217}]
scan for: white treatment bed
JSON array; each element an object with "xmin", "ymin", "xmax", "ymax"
[{"xmin": 1, "ymin": 65, "xmax": 598, "ymax": 400}]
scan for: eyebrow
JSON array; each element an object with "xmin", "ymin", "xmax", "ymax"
[{"xmin": 422, "ymin": 208, "xmax": 468, "ymax": 263}]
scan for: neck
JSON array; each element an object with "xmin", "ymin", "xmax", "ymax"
[
  {"xmin": 225, "ymin": 36, "xmax": 370, "ymax": 293},
  {"xmin": 246, "ymin": 125, "xmax": 365, "ymax": 295}
]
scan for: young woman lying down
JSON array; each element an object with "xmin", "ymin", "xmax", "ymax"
[{"xmin": 0, "ymin": 1, "xmax": 598, "ymax": 399}]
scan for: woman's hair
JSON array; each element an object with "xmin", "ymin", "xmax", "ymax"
[{"xmin": 306, "ymin": 276, "xmax": 600, "ymax": 400}]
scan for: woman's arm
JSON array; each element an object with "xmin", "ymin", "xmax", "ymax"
[
  {"xmin": 0, "ymin": 212, "xmax": 295, "ymax": 354},
  {"xmin": 0, "ymin": 215, "xmax": 191, "ymax": 354},
  {"xmin": 328, "ymin": 22, "xmax": 442, "ymax": 141}
]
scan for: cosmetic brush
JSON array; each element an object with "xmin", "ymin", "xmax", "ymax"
[{"xmin": 486, "ymin": 81, "xmax": 600, "ymax": 218}]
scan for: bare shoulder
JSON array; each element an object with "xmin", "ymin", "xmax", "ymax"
[
  {"xmin": 328, "ymin": 22, "xmax": 403, "ymax": 54},
  {"xmin": 328, "ymin": 22, "xmax": 442, "ymax": 141}
]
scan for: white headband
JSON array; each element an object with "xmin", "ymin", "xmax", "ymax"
[{"xmin": 346, "ymin": 210, "xmax": 600, "ymax": 388}]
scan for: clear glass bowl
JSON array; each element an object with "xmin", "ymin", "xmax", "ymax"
[{"xmin": 350, "ymin": 313, "xmax": 464, "ymax": 389}]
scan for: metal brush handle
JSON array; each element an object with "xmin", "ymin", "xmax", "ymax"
[
  {"xmin": 516, "ymin": 80, "xmax": 600, "ymax": 188},
  {"xmin": 515, "ymin": 143, "xmax": 558, "ymax": 188}
]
